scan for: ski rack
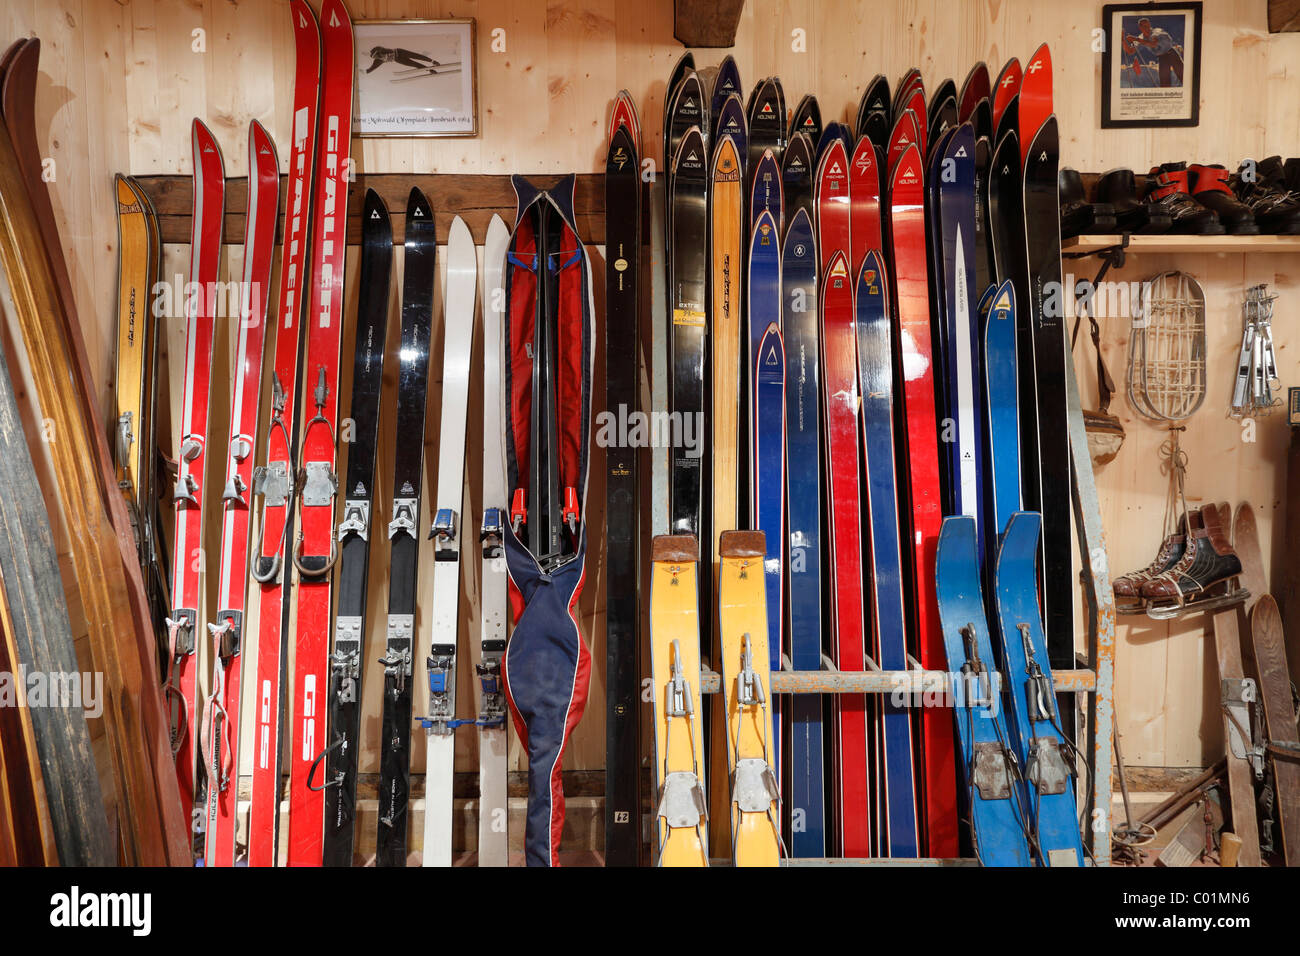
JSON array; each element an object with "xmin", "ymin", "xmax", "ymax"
[{"xmin": 695, "ymin": 660, "xmax": 1111, "ymax": 865}]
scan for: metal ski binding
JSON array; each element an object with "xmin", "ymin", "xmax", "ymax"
[
  {"xmin": 207, "ymin": 611, "xmax": 242, "ymax": 661},
  {"xmin": 1018, "ymin": 623, "xmax": 1057, "ymax": 722},
  {"xmin": 958, "ymin": 623, "xmax": 994, "ymax": 709},
  {"xmin": 562, "ymin": 486, "xmax": 580, "ymax": 536},
  {"xmin": 1221, "ymin": 676, "xmax": 1265, "ymax": 777},
  {"xmin": 116, "ymin": 411, "xmax": 134, "ymax": 488},
  {"xmin": 737, "ymin": 633, "xmax": 766, "ymax": 708},
  {"xmin": 421, "ymin": 651, "xmax": 455, "ymax": 735},
  {"xmin": 173, "ymin": 472, "xmax": 199, "ymax": 506},
  {"xmin": 481, "ymin": 507, "xmax": 504, "ymax": 559},
  {"xmin": 379, "ymin": 614, "xmax": 414, "ymax": 696},
  {"xmin": 431, "ymin": 508, "xmax": 459, "ymax": 561},
  {"xmin": 476, "ymin": 654, "xmax": 506, "ymax": 729},
  {"xmin": 332, "ymin": 616, "xmax": 363, "ymax": 703},
  {"xmin": 510, "ymin": 488, "xmax": 527, "ymax": 534},
  {"xmin": 657, "ymin": 639, "xmax": 707, "ymax": 835},
  {"xmin": 388, "ymin": 495, "xmax": 417, "ymax": 539},
  {"xmin": 338, "ymin": 499, "xmax": 370, "ymax": 540}
]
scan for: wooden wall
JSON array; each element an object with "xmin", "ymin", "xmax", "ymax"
[{"xmin": 1, "ymin": 0, "xmax": 1297, "ymax": 788}]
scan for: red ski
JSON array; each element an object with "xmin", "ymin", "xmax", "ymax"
[
  {"xmin": 849, "ymin": 134, "xmax": 881, "ymax": 275},
  {"xmin": 815, "ymin": 139, "xmax": 851, "ymax": 279},
  {"xmin": 898, "ymin": 86, "xmax": 927, "ymax": 159},
  {"xmin": 203, "ymin": 120, "xmax": 279, "ymax": 867},
  {"xmin": 164, "ymin": 119, "xmax": 224, "ymax": 838},
  {"xmin": 286, "ymin": 0, "xmax": 353, "ymax": 867},
  {"xmin": 991, "ymin": 58, "xmax": 1023, "ymax": 132},
  {"xmin": 887, "ymin": 110, "xmax": 921, "ymax": 175},
  {"xmin": 1018, "ymin": 44, "xmax": 1053, "ymax": 164},
  {"xmin": 247, "ymin": 0, "xmax": 320, "ymax": 868},
  {"xmin": 821, "ymin": 250, "xmax": 871, "ymax": 857},
  {"xmin": 608, "ymin": 89, "xmax": 641, "ymax": 150},
  {"xmin": 886, "ymin": 143, "xmax": 958, "ymax": 857}
]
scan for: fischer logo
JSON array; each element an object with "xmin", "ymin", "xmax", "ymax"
[
  {"xmin": 955, "ymin": 145, "xmax": 968, "ymax": 157},
  {"xmin": 1027, "ymin": 59, "xmax": 1044, "ymax": 74},
  {"xmin": 301, "ymin": 674, "xmax": 317, "ymax": 759},
  {"xmin": 828, "ymin": 160, "xmax": 843, "ymax": 176},
  {"xmin": 1001, "ymin": 73, "xmax": 1017, "ymax": 88},
  {"xmin": 50, "ymin": 887, "xmax": 151, "ymax": 936}
]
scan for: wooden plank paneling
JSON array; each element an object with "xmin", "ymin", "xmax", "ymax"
[{"xmin": 0, "ymin": 0, "xmax": 1297, "ymax": 791}]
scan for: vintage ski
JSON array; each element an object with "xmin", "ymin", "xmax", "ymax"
[
  {"xmin": 789, "ymin": 93, "xmax": 822, "ymax": 147},
  {"xmin": 247, "ymin": 0, "xmax": 320, "ymax": 867},
  {"xmin": 928, "ymin": 78, "xmax": 957, "ymax": 125},
  {"xmin": 714, "ymin": 93, "xmax": 748, "ymax": 178},
  {"xmin": 605, "ymin": 125, "xmax": 642, "ymax": 867},
  {"xmin": 1250, "ymin": 593, "xmax": 1300, "ymax": 864},
  {"xmin": 982, "ymin": 280, "xmax": 1022, "ymax": 563},
  {"xmin": 664, "ymin": 50, "xmax": 695, "ymax": 163},
  {"xmin": 478, "ymin": 213, "xmax": 512, "ymax": 867},
  {"xmin": 815, "ymin": 139, "xmax": 850, "ymax": 278},
  {"xmin": 934, "ymin": 516, "xmax": 1033, "ymax": 866},
  {"xmin": 286, "ymin": 0, "xmax": 353, "ymax": 867},
  {"xmin": 608, "ymin": 90, "xmax": 640, "ymax": 148},
  {"xmin": 1023, "ymin": 116, "xmax": 1074, "ymax": 676},
  {"xmin": 375, "ymin": 188, "xmax": 435, "ymax": 867},
  {"xmin": 926, "ymin": 126, "xmax": 958, "ymax": 511},
  {"xmin": 887, "ymin": 109, "xmax": 921, "ymax": 175},
  {"xmin": 112, "ymin": 175, "xmax": 162, "ymax": 605},
  {"xmin": 994, "ymin": 511, "xmax": 1085, "ymax": 866},
  {"xmin": 751, "ymin": 148, "xmax": 783, "ymax": 233},
  {"xmin": 887, "ymin": 144, "xmax": 959, "ymax": 857},
  {"xmin": 752, "ymin": 322, "xmax": 785, "ymax": 678},
  {"xmin": 319, "ymin": 189, "xmax": 392, "ymax": 867},
  {"xmin": 815, "ymin": 122, "xmax": 853, "ymax": 169},
  {"xmin": 667, "ymin": 71, "xmax": 706, "ymax": 187},
  {"xmin": 711, "ymin": 55, "xmax": 743, "ymax": 141},
  {"xmin": 649, "ymin": 534, "xmax": 708, "ymax": 866},
  {"xmin": 747, "ymin": 78, "xmax": 783, "ymax": 183},
  {"xmin": 821, "ymin": 251, "xmax": 870, "ymax": 857},
  {"xmin": 718, "ymin": 530, "xmax": 783, "ymax": 866},
  {"xmin": 422, "ymin": 216, "xmax": 478, "ymax": 867},
  {"xmin": 849, "ymin": 134, "xmax": 882, "ymax": 275},
  {"xmin": 958, "ymin": 62, "xmax": 990, "ymax": 122},
  {"xmin": 711, "ymin": 133, "xmax": 744, "ymax": 587},
  {"xmin": 855, "ymin": 73, "xmax": 890, "ymax": 139},
  {"xmin": 898, "ymin": 86, "xmax": 928, "ymax": 159},
  {"xmin": 855, "ymin": 253, "xmax": 919, "ymax": 857},
  {"xmin": 1019, "ymin": 45, "xmax": 1052, "ymax": 166},
  {"xmin": 929, "ymin": 98, "xmax": 959, "ymax": 155},
  {"xmin": 781, "ymin": 132, "xmax": 814, "ymax": 231},
  {"xmin": 782, "ymin": 208, "xmax": 824, "ymax": 857},
  {"xmin": 669, "ymin": 127, "xmax": 708, "ymax": 538},
  {"xmin": 991, "ymin": 58, "xmax": 1022, "ymax": 132},
  {"xmin": 937, "ymin": 125, "xmax": 983, "ymax": 542},
  {"xmin": 165, "ymin": 119, "xmax": 224, "ymax": 846},
  {"xmin": 203, "ymin": 121, "xmax": 279, "ymax": 868}
]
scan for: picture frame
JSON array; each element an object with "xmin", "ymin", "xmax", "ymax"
[
  {"xmin": 1100, "ymin": 2, "xmax": 1202, "ymax": 128},
  {"xmin": 353, "ymin": 19, "xmax": 478, "ymax": 138}
]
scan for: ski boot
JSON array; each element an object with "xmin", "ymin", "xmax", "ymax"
[
  {"xmin": 1112, "ymin": 517, "xmax": 1187, "ymax": 613},
  {"xmin": 1146, "ymin": 163, "xmax": 1224, "ymax": 234},
  {"xmin": 1231, "ymin": 156, "xmax": 1300, "ymax": 234},
  {"xmin": 1096, "ymin": 167, "xmax": 1172, "ymax": 233},
  {"xmin": 1059, "ymin": 167, "xmax": 1117, "ymax": 237},
  {"xmin": 1286, "ymin": 157, "xmax": 1300, "ymax": 193},
  {"xmin": 1141, "ymin": 505, "xmax": 1245, "ymax": 619},
  {"xmin": 1189, "ymin": 164, "xmax": 1259, "ymax": 235}
]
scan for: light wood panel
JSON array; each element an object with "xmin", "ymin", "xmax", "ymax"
[{"xmin": 0, "ymin": 0, "xmax": 1297, "ymax": 793}]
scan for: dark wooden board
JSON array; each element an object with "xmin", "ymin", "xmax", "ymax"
[{"xmin": 132, "ymin": 173, "xmax": 607, "ymax": 246}]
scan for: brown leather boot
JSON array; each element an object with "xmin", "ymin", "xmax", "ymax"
[
  {"xmin": 1112, "ymin": 517, "xmax": 1186, "ymax": 610},
  {"xmin": 1141, "ymin": 504, "xmax": 1242, "ymax": 607}
]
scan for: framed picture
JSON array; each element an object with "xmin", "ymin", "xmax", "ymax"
[
  {"xmin": 353, "ymin": 19, "xmax": 478, "ymax": 137},
  {"xmin": 1101, "ymin": 3, "xmax": 1202, "ymax": 128}
]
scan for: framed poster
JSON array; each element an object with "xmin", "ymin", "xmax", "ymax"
[
  {"xmin": 354, "ymin": 19, "xmax": 478, "ymax": 137},
  {"xmin": 1101, "ymin": 3, "xmax": 1202, "ymax": 128}
]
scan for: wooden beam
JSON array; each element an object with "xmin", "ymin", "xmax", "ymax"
[
  {"xmin": 674, "ymin": 0, "xmax": 745, "ymax": 47},
  {"xmin": 1269, "ymin": 0, "xmax": 1300, "ymax": 32}
]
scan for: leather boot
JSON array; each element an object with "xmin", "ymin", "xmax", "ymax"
[
  {"xmin": 1146, "ymin": 163, "xmax": 1223, "ymax": 234},
  {"xmin": 1112, "ymin": 518, "xmax": 1186, "ymax": 609},
  {"xmin": 1189, "ymin": 164, "xmax": 1259, "ymax": 234},
  {"xmin": 1231, "ymin": 156, "xmax": 1300, "ymax": 234},
  {"xmin": 1059, "ymin": 167, "xmax": 1117, "ymax": 237},
  {"xmin": 1096, "ymin": 168, "xmax": 1171, "ymax": 233}
]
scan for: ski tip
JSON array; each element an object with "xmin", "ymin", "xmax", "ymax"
[
  {"xmin": 712, "ymin": 132, "xmax": 740, "ymax": 175},
  {"xmin": 405, "ymin": 186, "xmax": 433, "ymax": 226},
  {"xmin": 1003, "ymin": 511, "xmax": 1043, "ymax": 551},
  {"xmin": 825, "ymin": 249, "xmax": 849, "ymax": 282},
  {"xmin": 652, "ymin": 534, "xmax": 699, "ymax": 563},
  {"xmin": 751, "ymin": 206, "xmax": 778, "ymax": 240},
  {"xmin": 856, "ymin": 249, "xmax": 888, "ymax": 291},
  {"xmin": 785, "ymin": 204, "xmax": 813, "ymax": 241},
  {"xmin": 719, "ymin": 529, "xmax": 765, "ymax": 559},
  {"xmin": 448, "ymin": 213, "xmax": 473, "ymax": 247},
  {"xmin": 363, "ymin": 187, "xmax": 390, "ymax": 224}
]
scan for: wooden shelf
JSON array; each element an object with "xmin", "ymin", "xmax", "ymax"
[{"xmin": 1064, "ymin": 234, "xmax": 1300, "ymax": 254}]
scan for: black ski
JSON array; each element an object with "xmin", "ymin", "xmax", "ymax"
[
  {"xmin": 375, "ymin": 188, "xmax": 435, "ymax": 867},
  {"xmin": 1023, "ymin": 116, "xmax": 1073, "ymax": 672},
  {"xmin": 789, "ymin": 92, "xmax": 822, "ymax": 146},
  {"xmin": 321, "ymin": 188, "xmax": 392, "ymax": 866},
  {"xmin": 604, "ymin": 124, "xmax": 642, "ymax": 866},
  {"xmin": 747, "ymin": 78, "xmax": 783, "ymax": 182},
  {"xmin": 669, "ymin": 126, "xmax": 708, "ymax": 538},
  {"xmin": 782, "ymin": 130, "xmax": 815, "ymax": 232}
]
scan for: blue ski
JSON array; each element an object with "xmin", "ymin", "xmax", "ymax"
[
  {"xmin": 935, "ymin": 515, "xmax": 1033, "ymax": 866},
  {"xmin": 781, "ymin": 208, "xmax": 824, "ymax": 856},
  {"xmin": 753, "ymin": 322, "xmax": 786, "ymax": 678},
  {"xmin": 994, "ymin": 511, "xmax": 1085, "ymax": 866},
  {"xmin": 937, "ymin": 124, "xmax": 984, "ymax": 558},
  {"xmin": 747, "ymin": 208, "xmax": 782, "ymax": 531},
  {"xmin": 855, "ymin": 252, "xmax": 919, "ymax": 857},
  {"xmin": 750, "ymin": 148, "xmax": 783, "ymax": 233},
  {"xmin": 981, "ymin": 279, "xmax": 1021, "ymax": 567}
]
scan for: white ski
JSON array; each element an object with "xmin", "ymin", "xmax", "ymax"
[
  {"xmin": 477, "ymin": 214, "xmax": 511, "ymax": 866},
  {"xmin": 422, "ymin": 215, "xmax": 478, "ymax": 866}
]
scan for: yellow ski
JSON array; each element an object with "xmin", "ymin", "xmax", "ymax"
[
  {"xmin": 649, "ymin": 534, "xmax": 709, "ymax": 866},
  {"xmin": 718, "ymin": 530, "xmax": 782, "ymax": 866}
]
